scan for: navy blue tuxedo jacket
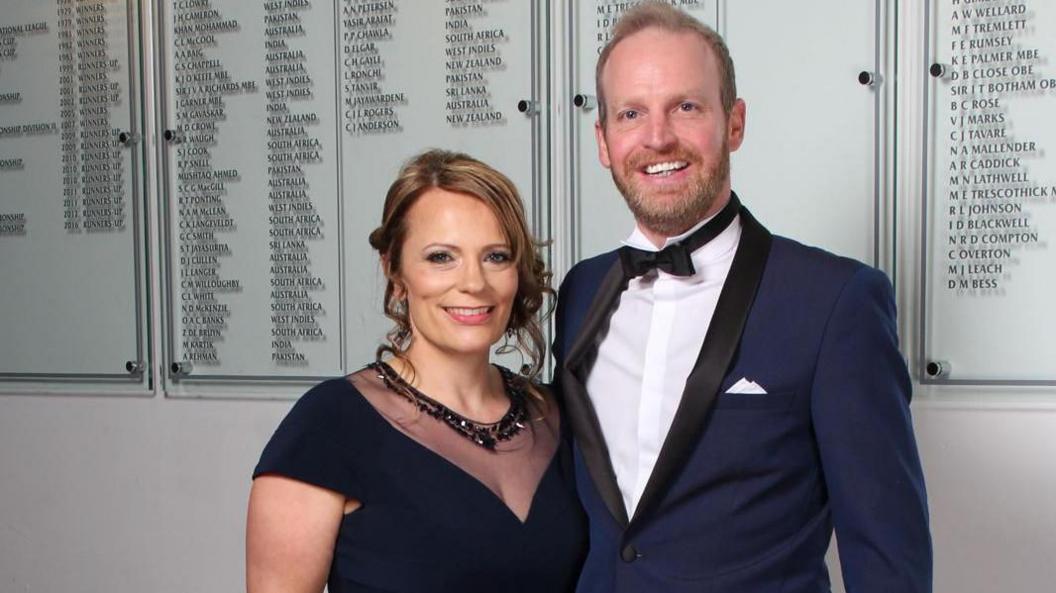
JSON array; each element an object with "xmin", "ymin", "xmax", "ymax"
[{"xmin": 554, "ymin": 206, "xmax": 931, "ymax": 592}]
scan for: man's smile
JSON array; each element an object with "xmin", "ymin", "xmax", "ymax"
[{"xmin": 643, "ymin": 161, "xmax": 689, "ymax": 176}]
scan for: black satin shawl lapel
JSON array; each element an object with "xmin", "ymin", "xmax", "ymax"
[
  {"xmin": 565, "ymin": 261, "xmax": 626, "ymax": 372},
  {"xmin": 561, "ymin": 259, "xmax": 630, "ymax": 527},
  {"xmin": 628, "ymin": 207, "xmax": 773, "ymax": 529}
]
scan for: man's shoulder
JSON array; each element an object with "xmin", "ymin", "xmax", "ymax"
[
  {"xmin": 554, "ymin": 250, "xmax": 620, "ymax": 344},
  {"xmin": 562, "ymin": 249, "xmax": 620, "ymax": 291},
  {"xmin": 766, "ymin": 235, "xmax": 893, "ymax": 303},
  {"xmin": 768, "ymin": 234, "xmax": 876, "ymax": 281}
]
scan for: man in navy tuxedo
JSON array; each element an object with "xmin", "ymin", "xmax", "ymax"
[{"xmin": 553, "ymin": 3, "xmax": 932, "ymax": 592}]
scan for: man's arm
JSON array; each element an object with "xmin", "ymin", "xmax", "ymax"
[{"xmin": 811, "ymin": 266, "xmax": 932, "ymax": 592}]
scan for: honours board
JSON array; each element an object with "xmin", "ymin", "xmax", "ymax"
[
  {"xmin": 923, "ymin": 0, "xmax": 1056, "ymax": 383},
  {"xmin": 0, "ymin": 0, "xmax": 145, "ymax": 381},
  {"xmin": 161, "ymin": 0, "xmax": 546, "ymax": 390}
]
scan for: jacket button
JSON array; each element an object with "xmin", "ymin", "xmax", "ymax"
[{"xmin": 620, "ymin": 544, "xmax": 639, "ymax": 563}]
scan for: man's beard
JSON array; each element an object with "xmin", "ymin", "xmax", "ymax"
[{"xmin": 610, "ymin": 138, "xmax": 730, "ymax": 238}]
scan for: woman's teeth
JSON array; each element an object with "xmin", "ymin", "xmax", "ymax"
[{"xmin": 446, "ymin": 306, "xmax": 491, "ymax": 316}]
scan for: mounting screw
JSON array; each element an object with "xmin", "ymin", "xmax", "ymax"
[
  {"xmin": 925, "ymin": 360, "xmax": 949, "ymax": 379},
  {"xmin": 516, "ymin": 99, "xmax": 538, "ymax": 115},
  {"xmin": 170, "ymin": 361, "xmax": 193, "ymax": 377},
  {"xmin": 929, "ymin": 63, "xmax": 947, "ymax": 79},
  {"xmin": 125, "ymin": 360, "xmax": 145, "ymax": 375},
  {"xmin": 162, "ymin": 129, "xmax": 183, "ymax": 144},
  {"xmin": 573, "ymin": 93, "xmax": 597, "ymax": 110},
  {"xmin": 117, "ymin": 130, "xmax": 138, "ymax": 145},
  {"xmin": 857, "ymin": 71, "xmax": 878, "ymax": 86}
]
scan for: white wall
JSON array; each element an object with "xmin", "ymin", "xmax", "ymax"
[
  {"xmin": 914, "ymin": 402, "xmax": 1056, "ymax": 591},
  {"xmin": 0, "ymin": 393, "xmax": 289, "ymax": 593}
]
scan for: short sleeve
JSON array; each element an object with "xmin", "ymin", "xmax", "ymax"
[{"xmin": 253, "ymin": 378, "xmax": 361, "ymax": 498}]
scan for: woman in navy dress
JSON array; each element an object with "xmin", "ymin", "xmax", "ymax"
[{"xmin": 246, "ymin": 150, "xmax": 587, "ymax": 593}]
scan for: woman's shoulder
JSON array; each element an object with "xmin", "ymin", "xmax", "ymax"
[
  {"xmin": 301, "ymin": 374, "xmax": 362, "ymax": 401},
  {"xmin": 278, "ymin": 373, "xmax": 377, "ymax": 436},
  {"xmin": 293, "ymin": 374, "xmax": 361, "ymax": 409},
  {"xmin": 254, "ymin": 375, "xmax": 372, "ymax": 494}
]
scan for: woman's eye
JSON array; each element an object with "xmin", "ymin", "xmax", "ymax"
[
  {"xmin": 426, "ymin": 251, "xmax": 453, "ymax": 264},
  {"xmin": 486, "ymin": 251, "xmax": 512, "ymax": 264}
]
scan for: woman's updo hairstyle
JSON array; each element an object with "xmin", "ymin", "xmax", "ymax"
[{"xmin": 368, "ymin": 149, "xmax": 552, "ymax": 383}]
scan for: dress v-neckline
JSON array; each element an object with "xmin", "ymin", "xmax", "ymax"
[{"xmin": 345, "ymin": 377, "xmax": 559, "ymax": 526}]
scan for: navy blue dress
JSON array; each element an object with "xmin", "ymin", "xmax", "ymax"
[{"xmin": 254, "ymin": 376, "xmax": 587, "ymax": 593}]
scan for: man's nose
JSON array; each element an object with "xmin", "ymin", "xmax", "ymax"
[{"xmin": 644, "ymin": 113, "xmax": 677, "ymax": 151}]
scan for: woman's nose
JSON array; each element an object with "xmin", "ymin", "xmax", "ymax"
[{"xmin": 458, "ymin": 260, "xmax": 486, "ymax": 292}]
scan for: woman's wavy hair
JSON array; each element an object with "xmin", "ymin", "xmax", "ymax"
[{"xmin": 368, "ymin": 149, "xmax": 553, "ymax": 385}]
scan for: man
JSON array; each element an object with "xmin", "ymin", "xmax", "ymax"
[{"xmin": 553, "ymin": 3, "xmax": 932, "ymax": 592}]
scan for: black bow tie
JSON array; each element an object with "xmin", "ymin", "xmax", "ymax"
[{"xmin": 618, "ymin": 194, "xmax": 740, "ymax": 279}]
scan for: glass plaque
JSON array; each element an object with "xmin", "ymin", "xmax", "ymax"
[
  {"xmin": 0, "ymin": 0, "xmax": 145, "ymax": 380},
  {"xmin": 922, "ymin": 0, "xmax": 1056, "ymax": 384},
  {"xmin": 338, "ymin": 0, "xmax": 545, "ymax": 372},
  {"xmin": 568, "ymin": 1, "xmax": 878, "ymax": 264},
  {"xmin": 159, "ymin": 0, "xmax": 546, "ymax": 388},
  {"xmin": 724, "ymin": 0, "xmax": 880, "ymax": 264},
  {"xmin": 161, "ymin": 0, "xmax": 343, "ymax": 381}
]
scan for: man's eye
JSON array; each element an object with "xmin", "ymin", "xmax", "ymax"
[
  {"xmin": 678, "ymin": 102, "xmax": 698, "ymax": 112},
  {"xmin": 426, "ymin": 252, "xmax": 453, "ymax": 264},
  {"xmin": 619, "ymin": 109, "xmax": 639, "ymax": 121}
]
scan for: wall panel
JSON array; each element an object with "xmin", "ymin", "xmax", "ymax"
[{"xmin": 0, "ymin": 0, "xmax": 147, "ymax": 385}]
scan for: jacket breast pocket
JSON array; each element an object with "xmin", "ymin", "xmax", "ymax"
[{"xmin": 712, "ymin": 390, "xmax": 795, "ymax": 411}]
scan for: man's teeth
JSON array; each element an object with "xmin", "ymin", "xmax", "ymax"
[
  {"xmin": 447, "ymin": 307, "xmax": 491, "ymax": 316},
  {"xmin": 644, "ymin": 161, "xmax": 688, "ymax": 175}
]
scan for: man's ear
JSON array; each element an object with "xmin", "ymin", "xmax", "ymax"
[
  {"xmin": 595, "ymin": 119, "xmax": 613, "ymax": 169},
  {"xmin": 727, "ymin": 98, "xmax": 746, "ymax": 152}
]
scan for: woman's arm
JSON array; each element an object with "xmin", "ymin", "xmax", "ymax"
[{"xmin": 246, "ymin": 475, "xmax": 347, "ymax": 593}]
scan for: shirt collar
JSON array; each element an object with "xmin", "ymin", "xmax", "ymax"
[
  {"xmin": 620, "ymin": 210, "xmax": 742, "ymax": 281},
  {"xmin": 621, "ymin": 209, "xmax": 721, "ymax": 252}
]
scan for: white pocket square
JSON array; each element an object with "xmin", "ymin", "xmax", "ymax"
[{"xmin": 725, "ymin": 378, "xmax": 767, "ymax": 394}]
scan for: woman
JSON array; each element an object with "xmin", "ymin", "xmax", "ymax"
[{"xmin": 246, "ymin": 150, "xmax": 586, "ymax": 593}]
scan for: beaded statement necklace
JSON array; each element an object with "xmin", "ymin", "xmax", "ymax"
[{"xmin": 369, "ymin": 361, "xmax": 529, "ymax": 450}]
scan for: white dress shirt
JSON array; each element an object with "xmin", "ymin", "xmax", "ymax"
[{"xmin": 585, "ymin": 212, "xmax": 741, "ymax": 516}]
